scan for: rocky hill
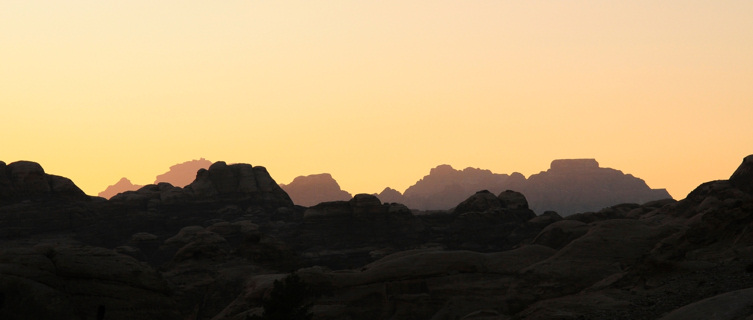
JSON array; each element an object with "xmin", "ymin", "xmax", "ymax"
[
  {"xmin": 280, "ymin": 173, "xmax": 352, "ymax": 207},
  {"xmin": 1, "ymin": 155, "xmax": 752, "ymax": 320}
]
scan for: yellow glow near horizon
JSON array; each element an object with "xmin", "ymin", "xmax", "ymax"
[{"xmin": 2, "ymin": 1, "xmax": 752, "ymax": 200}]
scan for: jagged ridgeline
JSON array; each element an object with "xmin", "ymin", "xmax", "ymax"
[
  {"xmin": 99, "ymin": 158, "xmax": 670, "ymax": 215},
  {"xmin": 1, "ymin": 156, "xmax": 752, "ymax": 320},
  {"xmin": 286, "ymin": 159, "xmax": 671, "ymax": 215}
]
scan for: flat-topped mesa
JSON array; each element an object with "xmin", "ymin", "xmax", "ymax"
[{"xmin": 550, "ymin": 159, "xmax": 600, "ymax": 170}]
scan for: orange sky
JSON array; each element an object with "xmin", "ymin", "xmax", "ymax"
[{"xmin": 2, "ymin": 1, "xmax": 752, "ymax": 200}]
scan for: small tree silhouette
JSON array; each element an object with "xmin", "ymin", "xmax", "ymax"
[{"xmin": 250, "ymin": 273, "xmax": 314, "ymax": 320}]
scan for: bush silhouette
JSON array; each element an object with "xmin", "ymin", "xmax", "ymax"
[{"xmin": 250, "ymin": 273, "xmax": 314, "ymax": 320}]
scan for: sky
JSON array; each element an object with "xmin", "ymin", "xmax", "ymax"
[{"xmin": 2, "ymin": 1, "xmax": 752, "ymax": 200}]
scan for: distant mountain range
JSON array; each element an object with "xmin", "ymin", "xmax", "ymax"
[
  {"xmin": 286, "ymin": 159, "xmax": 670, "ymax": 215},
  {"xmin": 378, "ymin": 159, "xmax": 672, "ymax": 215},
  {"xmin": 98, "ymin": 158, "xmax": 670, "ymax": 216}
]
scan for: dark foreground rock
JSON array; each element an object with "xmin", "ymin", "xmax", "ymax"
[
  {"xmin": 0, "ymin": 242, "xmax": 179, "ymax": 320},
  {"xmin": 0, "ymin": 161, "xmax": 89, "ymax": 203},
  {"xmin": 2, "ymin": 156, "xmax": 753, "ymax": 320}
]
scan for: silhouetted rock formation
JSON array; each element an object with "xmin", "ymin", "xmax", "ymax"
[
  {"xmin": 216, "ymin": 155, "xmax": 753, "ymax": 320},
  {"xmin": 279, "ymin": 173, "xmax": 352, "ymax": 206},
  {"xmin": 0, "ymin": 160, "xmax": 88, "ymax": 203},
  {"xmin": 4, "ymin": 155, "xmax": 753, "ymax": 320},
  {"xmin": 108, "ymin": 161, "xmax": 294, "ymax": 209},
  {"xmin": 98, "ymin": 158, "xmax": 211, "ymax": 199},
  {"xmin": 154, "ymin": 158, "xmax": 212, "ymax": 187},
  {"xmin": 98, "ymin": 177, "xmax": 144, "ymax": 199}
]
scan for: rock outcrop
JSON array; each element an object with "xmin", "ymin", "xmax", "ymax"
[
  {"xmin": 280, "ymin": 173, "xmax": 352, "ymax": 206},
  {"xmin": 0, "ymin": 161, "xmax": 88, "ymax": 203},
  {"xmin": 730, "ymin": 154, "xmax": 753, "ymax": 194},
  {"xmin": 184, "ymin": 162, "xmax": 293, "ymax": 206}
]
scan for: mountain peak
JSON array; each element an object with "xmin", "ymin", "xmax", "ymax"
[{"xmin": 98, "ymin": 177, "xmax": 144, "ymax": 199}]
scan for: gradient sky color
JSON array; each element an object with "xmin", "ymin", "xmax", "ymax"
[{"xmin": 3, "ymin": 1, "xmax": 752, "ymax": 200}]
